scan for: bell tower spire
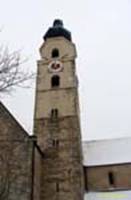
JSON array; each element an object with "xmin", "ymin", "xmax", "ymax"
[{"xmin": 34, "ymin": 19, "xmax": 84, "ymax": 200}]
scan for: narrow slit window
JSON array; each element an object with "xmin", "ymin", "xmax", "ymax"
[
  {"xmin": 52, "ymin": 139, "xmax": 59, "ymax": 148},
  {"xmin": 54, "ymin": 140, "xmax": 59, "ymax": 147},
  {"xmin": 52, "ymin": 139, "xmax": 55, "ymax": 147},
  {"xmin": 56, "ymin": 182, "xmax": 59, "ymax": 192},
  {"xmin": 84, "ymin": 167, "xmax": 88, "ymax": 191},
  {"xmin": 51, "ymin": 75, "xmax": 60, "ymax": 88},
  {"xmin": 51, "ymin": 109, "xmax": 58, "ymax": 118},
  {"xmin": 108, "ymin": 172, "xmax": 114, "ymax": 186},
  {"xmin": 52, "ymin": 49, "xmax": 59, "ymax": 58}
]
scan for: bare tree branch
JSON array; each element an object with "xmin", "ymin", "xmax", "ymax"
[{"xmin": 0, "ymin": 47, "xmax": 35, "ymax": 94}]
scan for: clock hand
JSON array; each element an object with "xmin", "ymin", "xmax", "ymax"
[{"xmin": 61, "ymin": 54, "xmax": 68, "ymax": 59}]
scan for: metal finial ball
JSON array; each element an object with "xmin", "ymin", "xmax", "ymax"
[{"xmin": 53, "ymin": 19, "xmax": 63, "ymax": 27}]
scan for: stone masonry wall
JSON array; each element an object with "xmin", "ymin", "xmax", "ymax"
[
  {"xmin": 0, "ymin": 102, "xmax": 34, "ymax": 200},
  {"xmin": 34, "ymin": 116, "xmax": 84, "ymax": 200},
  {"xmin": 84, "ymin": 164, "xmax": 131, "ymax": 191}
]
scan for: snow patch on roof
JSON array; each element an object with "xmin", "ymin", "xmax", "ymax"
[
  {"xmin": 84, "ymin": 190, "xmax": 131, "ymax": 200},
  {"xmin": 82, "ymin": 137, "xmax": 131, "ymax": 166}
]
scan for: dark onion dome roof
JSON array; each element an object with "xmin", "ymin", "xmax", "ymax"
[{"xmin": 44, "ymin": 19, "xmax": 72, "ymax": 41}]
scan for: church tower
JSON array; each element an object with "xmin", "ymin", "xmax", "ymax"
[{"xmin": 34, "ymin": 19, "xmax": 84, "ymax": 200}]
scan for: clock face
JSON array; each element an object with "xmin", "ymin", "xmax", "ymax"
[{"xmin": 48, "ymin": 61, "xmax": 63, "ymax": 73}]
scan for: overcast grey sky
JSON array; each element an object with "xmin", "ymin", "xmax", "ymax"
[{"xmin": 0, "ymin": 0, "xmax": 131, "ymax": 140}]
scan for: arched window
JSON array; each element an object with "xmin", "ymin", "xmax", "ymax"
[
  {"xmin": 51, "ymin": 109, "xmax": 58, "ymax": 118},
  {"xmin": 52, "ymin": 48, "xmax": 59, "ymax": 58},
  {"xmin": 108, "ymin": 172, "xmax": 114, "ymax": 186},
  {"xmin": 51, "ymin": 75, "xmax": 60, "ymax": 88}
]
